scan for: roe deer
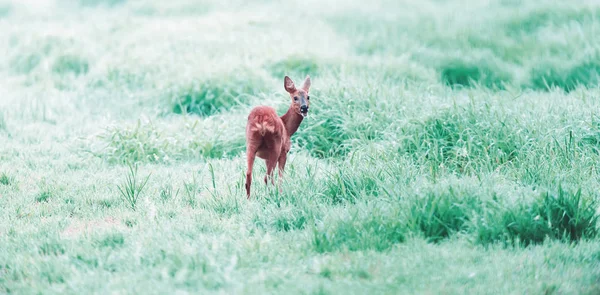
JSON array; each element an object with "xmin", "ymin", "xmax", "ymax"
[{"xmin": 245, "ymin": 75, "xmax": 311, "ymax": 198}]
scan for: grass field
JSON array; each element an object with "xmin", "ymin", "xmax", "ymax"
[{"xmin": 1, "ymin": 0, "xmax": 600, "ymax": 294}]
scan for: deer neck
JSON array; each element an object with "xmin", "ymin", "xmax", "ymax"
[{"xmin": 280, "ymin": 106, "xmax": 304, "ymax": 137}]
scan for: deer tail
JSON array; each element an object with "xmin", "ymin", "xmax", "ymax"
[{"xmin": 252, "ymin": 121, "xmax": 275, "ymax": 136}]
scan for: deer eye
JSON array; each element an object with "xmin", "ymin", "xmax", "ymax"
[{"xmin": 294, "ymin": 97, "xmax": 299, "ymax": 101}]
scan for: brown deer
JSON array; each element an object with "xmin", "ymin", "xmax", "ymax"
[{"xmin": 245, "ymin": 75, "xmax": 311, "ymax": 198}]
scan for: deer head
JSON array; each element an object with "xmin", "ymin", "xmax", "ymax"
[{"xmin": 284, "ymin": 75, "xmax": 311, "ymax": 118}]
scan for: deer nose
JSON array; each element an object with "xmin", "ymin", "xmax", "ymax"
[{"xmin": 300, "ymin": 105, "xmax": 308, "ymax": 112}]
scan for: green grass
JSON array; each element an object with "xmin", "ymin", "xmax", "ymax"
[
  {"xmin": 0, "ymin": 3, "xmax": 10, "ymax": 18},
  {"xmin": 10, "ymin": 53, "xmax": 42, "ymax": 74},
  {"xmin": 116, "ymin": 163, "xmax": 151, "ymax": 211},
  {"xmin": 170, "ymin": 71, "xmax": 268, "ymax": 116},
  {"xmin": 267, "ymin": 55, "xmax": 321, "ymax": 78},
  {"xmin": 313, "ymin": 206, "xmax": 406, "ymax": 253},
  {"xmin": 530, "ymin": 59, "xmax": 600, "ymax": 92},
  {"xmin": 471, "ymin": 186, "xmax": 599, "ymax": 246},
  {"xmin": 78, "ymin": 0, "xmax": 126, "ymax": 7},
  {"xmin": 35, "ymin": 190, "xmax": 53, "ymax": 203},
  {"xmin": 52, "ymin": 54, "xmax": 89, "ymax": 76},
  {"xmin": 1, "ymin": 0, "xmax": 600, "ymax": 294},
  {"xmin": 0, "ymin": 172, "xmax": 15, "ymax": 186},
  {"xmin": 406, "ymin": 186, "xmax": 480, "ymax": 243},
  {"xmin": 440, "ymin": 59, "xmax": 512, "ymax": 89}
]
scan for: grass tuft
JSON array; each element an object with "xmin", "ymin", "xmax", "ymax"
[
  {"xmin": 171, "ymin": 73, "xmax": 266, "ymax": 116},
  {"xmin": 97, "ymin": 199, "xmax": 115, "ymax": 209},
  {"xmin": 124, "ymin": 219, "xmax": 137, "ymax": 227},
  {"xmin": 539, "ymin": 187, "xmax": 598, "ymax": 242},
  {"xmin": 52, "ymin": 54, "xmax": 89, "ymax": 76},
  {"xmin": 440, "ymin": 60, "xmax": 512, "ymax": 89},
  {"xmin": 36, "ymin": 190, "xmax": 53, "ymax": 203},
  {"xmin": 322, "ymin": 167, "xmax": 380, "ymax": 204},
  {"xmin": 504, "ymin": 7, "xmax": 600, "ymax": 37},
  {"xmin": 255, "ymin": 205, "xmax": 314, "ymax": 232},
  {"xmin": 267, "ymin": 56, "xmax": 320, "ymax": 78},
  {"xmin": 100, "ymin": 68, "xmax": 150, "ymax": 90},
  {"xmin": 313, "ymin": 209, "xmax": 405, "ymax": 253},
  {"xmin": 294, "ymin": 112, "xmax": 349, "ymax": 158},
  {"xmin": 199, "ymin": 191, "xmax": 241, "ymax": 217},
  {"xmin": 74, "ymin": 254, "xmax": 99, "ymax": 268},
  {"xmin": 96, "ymin": 233, "xmax": 125, "ymax": 249},
  {"xmin": 0, "ymin": 172, "xmax": 15, "ymax": 186},
  {"xmin": 292, "ymin": 81, "xmax": 398, "ymax": 159},
  {"xmin": 159, "ymin": 184, "xmax": 179, "ymax": 203},
  {"xmin": 39, "ymin": 241, "xmax": 66, "ymax": 256},
  {"xmin": 95, "ymin": 120, "xmax": 172, "ymax": 164},
  {"xmin": 530, "ymin": 60, "xmax": 600, "ymax": 92},
  {"xmin": 406, "ymin": 186, "xmax": 481, "ymax": 243},
  {"xmin": 472, "ymin": 187, "xmax": 598, "ymax": 246},
  {"xmin": 580, "ymin": 118, "xmax": 600, "ymax": 152},
  {"xmin": 94, "ymin": 119, "xmax": 246, "ymax": 163},
  {"xmin": 273, "ymin": 213, "xmax": 308, "ymax": 232},
  {"xmin": 10, "ymin": 53, "xmax": 42, "ymax": 74},
  {"xmin": 400, "ymin": 106, "xmax": 527, "ymax": 174},
  {"xmin": 117, "ymin": 163, "xmax": 151, "ymax": 211},
  {"xmin": 182, "ymin": 175, "xmax": 201, "ymax": 208}
]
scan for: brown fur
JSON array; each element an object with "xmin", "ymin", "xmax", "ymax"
[{"xmin": 245, "ymin": 75, "xmax": 311, "ymax": 198}]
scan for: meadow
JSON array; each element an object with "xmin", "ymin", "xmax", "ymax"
[{"xmin": 1, "ymin": 0, "xmax": 600, "ymax": 293}]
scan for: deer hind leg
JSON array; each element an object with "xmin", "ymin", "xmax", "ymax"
[
  {"xmin": 264, "ymin": 154, "xmax": 279, "ymax": 186},
  {"xmin": 245, "ymin": 142, "xmax": 258, "ymax": 199},
  {"xmin": 264, "ymin": 139, "xmax": 282, "ymax": 186},
  {"xmin": 276, "ymin": 152, "xmax": 287, "ymax": 192}
]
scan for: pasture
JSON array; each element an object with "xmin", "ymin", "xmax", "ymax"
[{"xmin": 1, "ymin": 0, "xmax": 600, "ymax": 294}]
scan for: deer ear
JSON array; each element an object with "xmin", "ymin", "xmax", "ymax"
[
  {"xmin": 301, "ymin": 75, "xmax": 311, "ymax": 91},
  {"xmin": 284, "ymin": 76, "xmax": 296, "ymax": 93}
]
